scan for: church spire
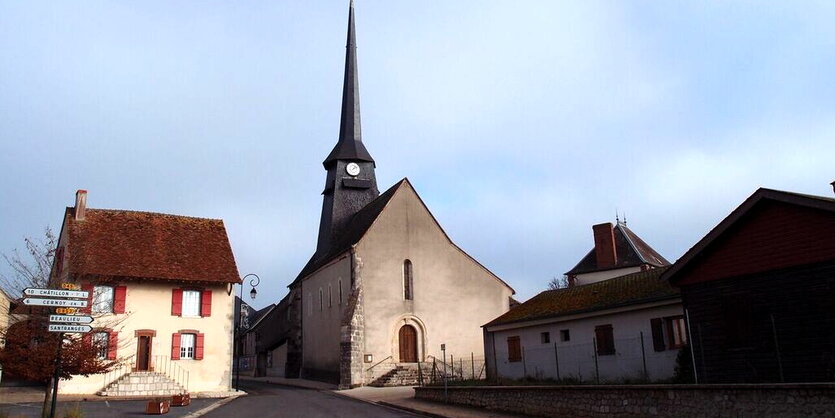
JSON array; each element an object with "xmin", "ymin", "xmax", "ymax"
[
  {"xmin": 315, "ymin": 0, "xmax": 379, "ymax": 256},
  {"xmin": 323, "ymin": 0, "xmax": 374, "ymax": 168}
]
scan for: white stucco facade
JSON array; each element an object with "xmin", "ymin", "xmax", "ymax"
[
  {"xmin": 485, "ymin": 300, "xmax": 684, "ymax": 383},
  {"xmin": 574, "ymin": 266, "xmax": 642, "ymax": 286},
  {"xmin": 58, "ymin": 282, "xmax": 234, "ymax": 395}
]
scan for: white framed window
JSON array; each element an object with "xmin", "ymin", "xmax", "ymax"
[
  {"xmin": 92, "ymin": 286, "xmax": 114, "ymax": 313},
  {"xmin": 93, "ymin": 332, "xmax": 109, "ymax": 359},
  {"xmin": 180, "ymin": 333, "xmax": 196, "ymax": 359},
  {"xmin": 182, "ymin": 290, "xmax": 201, "ymax": 317}
]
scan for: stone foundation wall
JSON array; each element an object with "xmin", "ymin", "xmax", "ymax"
[{"xmin": 414, "ymin": 384, "xmax": 835, "ymax": 417}]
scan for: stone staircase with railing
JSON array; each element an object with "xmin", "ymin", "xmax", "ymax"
[
  {"xmin": 369, "ymin": 364, "xmax": 421, "ymax": 387},
  {"xmin": 97, "ymin": 371, "xmax": 186, "ymax": 397}
]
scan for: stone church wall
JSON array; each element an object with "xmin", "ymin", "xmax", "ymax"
[{"xmin": 300, "ymin": 256, "xmax": 351, "ymax": 383}]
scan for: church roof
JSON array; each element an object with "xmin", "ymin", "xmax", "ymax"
[
  {"xmin": 291, "ymin": 178, "xmax": 514, "ymax": 293},
  {"xmin": 565, "ymin": 222, "xmax": 669, "ymax": 275},
  {"xmin": 323, "ymin": 0, "xmax": 374, "ymax": 167},
  {"xmin": 484, "ymin": 267, "xmax": 677, "ymax": 328},
  {"xmin": 293, "ymin": 179, "xmax": 405, "ymax": 284},
  {"xmin": 64, "ymin": 208, "xmax": 241, "ymax": 284}
]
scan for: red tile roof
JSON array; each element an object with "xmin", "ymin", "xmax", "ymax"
[
  {"xmin": 484, "ymin": 267, "xmax": 677, "ymax": 328},
  {"xmin": 65, "ymin": 208, "xmax": 240, "ymax": 284}
]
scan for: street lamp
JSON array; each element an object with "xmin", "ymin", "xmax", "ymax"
[{"xmin": 234, "ymin": 273, "xmax": 260, "ymax": 391}]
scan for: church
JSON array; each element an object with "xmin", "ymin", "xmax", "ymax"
[{"xmin": 280, "ymin": 2, "xmax": 515, "ymax": 388}]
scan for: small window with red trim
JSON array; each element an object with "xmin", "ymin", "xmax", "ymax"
[
  {"xmin": 180, "ymin": 333, "xmax": 196, "ymax": 359},
  {"xmin": 93, "ymin": 331, "xmax": 109, "ymax": 359}
]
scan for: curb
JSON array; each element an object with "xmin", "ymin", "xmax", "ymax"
[
  {"xmin": 377, "ymin": 400, "xmax": 449, "ymax": 418},
  {"xmin": 327, "ymin": 390, "xmax": 436, "ymax": 417},
  {"xmin": 183, "ymin": 393, "xmax": 246, "ymax": 418}
]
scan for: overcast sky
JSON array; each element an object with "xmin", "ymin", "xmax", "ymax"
[{"xmin": 1, "ymin": 1, "xmax": 833, "ymax": 307}]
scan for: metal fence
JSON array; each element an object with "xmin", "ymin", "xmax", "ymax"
[{"xmin": 491, "ymin": 333, "xmax": 680, "ymax": 383}]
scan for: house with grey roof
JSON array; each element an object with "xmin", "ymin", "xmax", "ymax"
[
  {"xmin": 566, "ymin": 221, "xmax": 669, "ymax": 286},
  {"xmin": 484, "ymin": 222, "xmax": 684, "ymax": 383}
]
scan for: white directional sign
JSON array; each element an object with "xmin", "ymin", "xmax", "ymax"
[
  {"xmin": 49, "ymin": 315, "xmax": 94, "ymax": 324},
  {"xmin": 23, "ymin": 288, "xmax": 88, "ymax": 299},
  {"xmin": 48, "ymin": 324, "xmax": 92, "ymax": 333},
  {"xmin": 23, "ymin": 298, "xmax": 87, "ymax": 307}
]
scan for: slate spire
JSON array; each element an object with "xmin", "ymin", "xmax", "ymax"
[
  {"xmin": 315, "ymin": 0, "xmax": 379, "ymax": 256},
  {"xmin": 323, "ymin": 0, "xmax": 375, "ymax": 168}
]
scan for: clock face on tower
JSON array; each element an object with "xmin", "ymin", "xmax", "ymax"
[{"xmin": 346, "ymin": 162, "xmax": 361, "ymax": 176}]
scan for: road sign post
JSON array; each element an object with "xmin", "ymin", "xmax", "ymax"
[
  {"xmin": 23, "ymin": 298, "xmax": 87, "ymax": 308},
  {"xmin": 47, "ymin": 324, "xmax": 92, "ymax": 333},
  {"xmin": 23, "ymin": 288, "xmax": 88, "ymax": 299},
  {"xmin": 49, "ymin": 315, "xmax": 94, "ymax": 324}
]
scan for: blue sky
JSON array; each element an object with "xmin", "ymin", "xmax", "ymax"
[{"xmin": 1, "ymin": 1, "xmax": 833, "ymax": 307}]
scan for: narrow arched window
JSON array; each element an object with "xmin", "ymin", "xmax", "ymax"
[
  {"xmin": 403, "ymin": 259, "xmax": 414, "ymax": 300},
  {"xmin": 318, "ymin": 288, "xmax": 323, "ymax": 311}
]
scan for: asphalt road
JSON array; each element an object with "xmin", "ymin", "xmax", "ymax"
[
  {"xmin": 204, "ymin": 380, "xmax": 419, "ymax": 418},
  {"xmin": 0, "ymin": 397, "xmax": 218, "ymax": 417}
]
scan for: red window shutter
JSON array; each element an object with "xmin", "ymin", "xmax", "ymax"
[
  {"xmin": 81, "ymin": 284, "xmax": 93, "ymax": 314},
  {"xmin": 651, "ymin": 318, "xmax": 666, "ymax": 352},
  {"xmin": 107, "ymin": 331, "xmax": 118, "ymax": 360},
  {"xmin": 82, "ymin": 332, "xmax": 92, "ymax": 347},
  {"xmin": 171, "ymin": 333, "xmax": 181, "ymax": 360},
  {"xmin": 113, "ymin": 286, "xmax": 127, "ymax": 314},
  {"xmin": 200, "ymin": 290, "xmax": 212, "ymax": 317},
  {"xmin": 195, "ymin": 333, "xmax": 205, "ymax": 360},
  {"xmin": 171, "ymin": 289, "xmax": 183, "ymax": 316}
]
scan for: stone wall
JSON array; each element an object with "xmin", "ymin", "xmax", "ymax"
[
  {"xmin": 414, "ymin": 384, "xmax": 835, "ymax": 417},
  {"xmin": 339, "ymin": 251, "xmax": 365, "ymax": 389}
]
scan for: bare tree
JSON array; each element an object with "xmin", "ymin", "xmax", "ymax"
[
  {"xmin": 1, "ymin": 227, "xmax": 56, "ymax": 296},
  {"xmin": 0, "ymin": 228, "xmax": 123, "ymax": 417},
  {"xmin": 547, "ymin": 275, "xmax": 569, "ymax": 290}
]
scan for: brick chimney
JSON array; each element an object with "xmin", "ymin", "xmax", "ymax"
[
  {"xmin": 74, "ymin": 190, "xmax": 87, "ymax": 220},
  {"xmin": 592, "ymin": 222, "xmax": 617, "ymax": 269}
]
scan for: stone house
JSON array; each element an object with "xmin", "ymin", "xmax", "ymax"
[
  {"xmin": 662, "ymin": 187, "xmax": 835, "ymax": 383},
  {"xmin": 49, "ymin": 190, "xmax": 241, "ymax": 395}
]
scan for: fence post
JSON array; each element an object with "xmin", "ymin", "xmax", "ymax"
[
  {"xmin": 593, "ymin": 337, "xmax": 600, "ymax": 384},
  {"xmin": 418, "ymin": 361, "xmax": 424, "ymax": 386},
  {"xmin": 471, "ymin": 352, "xmax": 475, "ymax": 380},
  {"xmin": 770, "ymin": 314, "xmax": 784, "ymax": 383},
  {"xmin": 450, "ymin": 355, "xmax": 454, "ymax": 380},
  {"xmin": 697, "ymin": 324, "xmax": 706, "ymax": 383},
  {"xmin": 553, "ymin": 342, "xmax": 560, "ymax": 380},
  {"xmin": 684, "ymin": 308, "xmax": 699, "ymax": 384},
  {"xmin": 640, "ymin": 331, "xmax": 648, "ymax": 380},
  {"xmin": 522, "ymin": 346, "xmax": 527, "ymax": 378}
]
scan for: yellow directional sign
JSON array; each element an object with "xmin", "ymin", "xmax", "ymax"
[
  {"xmin": 56, "ymin": 307, "xmax": 79, "ymax": 314},
  {"xmin": 61, "ymin": 283, "xmax": 81, "ymax": 290}
]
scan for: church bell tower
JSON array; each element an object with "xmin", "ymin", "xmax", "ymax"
[{"xmin": 316, "ymin": 0, "xmax": 379, "ymax": 256}]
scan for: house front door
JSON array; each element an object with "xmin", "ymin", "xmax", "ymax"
[
  {"xmin": 137, "ymin": 336, "xmax": 152, "ymax": 371},
  {"xmin": 398, "ymin": 325, "xmax": 417, "ymax": 363}
]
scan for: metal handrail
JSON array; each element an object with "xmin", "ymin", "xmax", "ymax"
[
  {"xmin": 366, "ymin": 355, "xmax": 393, "ymax": 372},
  {"xmin": 100, "ymin": 355, "xmax": 190, "ymax": 394}
]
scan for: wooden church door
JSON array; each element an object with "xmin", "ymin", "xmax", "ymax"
[{"xmin": 398, "ymin": 325, "xmax": 417, "ymax": 363}]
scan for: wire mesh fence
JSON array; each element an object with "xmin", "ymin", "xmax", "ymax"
[{"xmin": 491, "ymin": 333, "xmax": 680, "ymax": 384}]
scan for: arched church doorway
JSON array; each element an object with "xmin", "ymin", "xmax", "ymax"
[{"xmin": 398, "ymin": 325, "xmax": 418, "ymax": 363}]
